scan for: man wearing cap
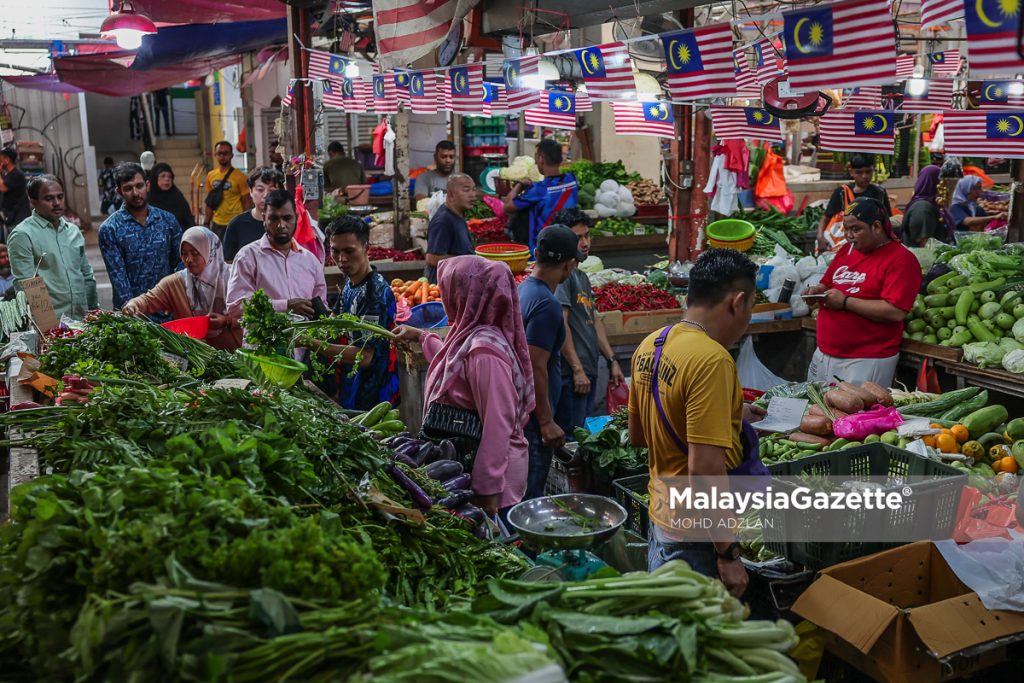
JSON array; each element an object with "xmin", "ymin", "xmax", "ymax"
[
  {"xmin": 804, "ymin": 197, "xmax": 921, "ymax": 387},
  {"xmin": 519, "ymin": 225, "xmax": 585, "ymax": 499}
]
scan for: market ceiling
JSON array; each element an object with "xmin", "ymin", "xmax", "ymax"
[{"xmin": 478, "ymin": 0, "xmax": 718, "ymax": 32}]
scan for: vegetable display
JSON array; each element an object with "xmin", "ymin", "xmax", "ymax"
[
  {"xmin": 498, "ymin": 155, "xmax": 543, "ymax": 182},
  {"xmin": 0, "ymin": 291, "xmax": 29, "ymax": 341},
  {"xmin": 390, "ymin": 278, "xmax": 441, "ymax": 305},
  {"xmin": 467, "ymin": 215, "xmax": 508, "ymax": 243},
  {"xmin": 463, "ymin": 200, "xmax": 496, "ymax": 220},
  {"xmin": 595, "ymin": 216, "xmax": 661, "ymax": 236},
  {"xmin": 368, "ymin": 247, "xmax": 424, "ymax": 262},
  {"xmin": 590, "ymin": 179, "xmax": 637, "ymax": 218},
  {"xmin": 594, "ymin": 282, "xmax": 681, "ymax": 312},
  {"xmin": 626, "ymin": 178, "xmax": 665, "ymax": 205}
]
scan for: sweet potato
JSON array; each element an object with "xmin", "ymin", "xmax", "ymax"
[
  {"xmin": 838, "ymin": 381, "xmax": 877, "ymax": 406},
  {"xmin": 800, "ymin": 414, "xmax": 834, "ymax": 437},
  {"xmin": 825, "ymin": 388, "xmax": 863, "ymax": 414},
  {"xmin": 788, "ymin": 432, "xmax": 832, "ymax": 446},
  {"xmin": 860, "ymin": 381, "xmax": 893, "ymax": 407}
]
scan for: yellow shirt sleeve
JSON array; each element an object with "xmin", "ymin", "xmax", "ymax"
[{"xmin": 683, "ymin": 355, "xmax": 738, "ymax": 448}]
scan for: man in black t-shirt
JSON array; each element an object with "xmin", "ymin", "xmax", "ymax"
[
  {"xmin": 223, "ymin": 166, "xmax": 285, "ymax": 262},
  {"xmin": 817, "ymin": 153, "xmax": 892, "ymax": 251},
  {"xmin": 0, "ymin": 148, "xmax": 30, "ymax": 235},
  {"xmin": 424, "ymin": 173, "xmax": 477, "ymax": 283}
]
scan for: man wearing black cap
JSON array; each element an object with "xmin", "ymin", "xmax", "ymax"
[
  {"xmin": 519, "ymin": 224, "xmax": 585, "ymax": 499},
  {"xmin": 804, "ymin": 197, "xmax": 921, "ymax": 387}
]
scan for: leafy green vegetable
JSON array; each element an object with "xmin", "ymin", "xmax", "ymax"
[{"xmin": 565, "ymin": 160, "xmax": 641, "ymax": 189}]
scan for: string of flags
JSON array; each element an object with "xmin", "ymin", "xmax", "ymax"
[{"xmin": 284, "ymin": 0, "xmax": 1024, "ymax": 155}]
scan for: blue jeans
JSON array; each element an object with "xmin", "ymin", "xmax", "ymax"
[
  {"xmin": 524, "ymin": 422, "xmax": 552, "ymax": 500},
  {"xmin": 647, "ymin": 523, "xmax": 719, "ymax": 577},
  {"xmin": 556, "ymin": 372, "xmax": 598, "ymax": 436}
]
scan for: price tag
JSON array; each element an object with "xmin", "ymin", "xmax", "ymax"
[
  {"xmin": 20, "ymin": 277, "xmax": 58, "ymax": 333},
  {"xmin": 633, "ymin": 226, "xmax": 647, "ymax": 236},
  {"xmin": 777, "ymin": 80, "xmax": 795, "ymax": 97},
  {"xmin": 213, "ymin": 378, "xmax": 252, "ymax": 390}
]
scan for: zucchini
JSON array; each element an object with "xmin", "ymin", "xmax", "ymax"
[
  {"xmin": 939, "ymin": 390, "xmax": 988, "ymax": 422},
  {"xmin": 962, "ymin": 405, "xmax": 1009, "ymax": 440},
  {"xmin": 899, "ymin": 387, "xmax": 981, "ymax": 417}
]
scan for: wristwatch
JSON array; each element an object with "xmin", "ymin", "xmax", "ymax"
[
  {"xmin": 605, "ymin": 356, "xmax": 618, "ymax": 368},
  {"xmin": 715, "ymin": 542, "xmax": 742, "ymax": 561}
]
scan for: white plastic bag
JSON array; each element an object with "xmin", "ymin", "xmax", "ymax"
[
  {"xmin": 789, "ymin": 291, "xmax": 809, "ymax": 318},
  {"xmin": 426, "ymin": 191, "xmax": 447, "ymax": 220},
  {"xmin": 935, "ymin": 537, "xmax": 1024, "ymax": 612},
  {"xmin": 736, "ymin": 337, "xmax": 786, "ymax": 391},
  {"xmin": 795, "ymin": 255, "xmax": 818, "ymax": 281}
]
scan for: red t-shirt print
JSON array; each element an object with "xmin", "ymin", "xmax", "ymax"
[{"xmin": 818, "ymin": 241, "xmax": 922, "ymax": 359}]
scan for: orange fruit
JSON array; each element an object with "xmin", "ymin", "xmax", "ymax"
[
  {"xmin": 935, "ymin": 433, "xmax": 958, "ymax": 454},
  {"xmin": 998, "ymin": 456, "xmax": 1019, "ymax": 474},
  {"xmin": 923, "ymin": 435, "xmax": 937, "ymax": 448},
  {"xmin": 950, "ymin": 425, "xmax": 969, "ymax": 443},
  {"xmin": 930, "ymin": 423, "xmax": 944, "ymax": 430}
]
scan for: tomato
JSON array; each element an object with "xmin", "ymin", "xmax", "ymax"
[{"xmin": 935, "ymin": 433, "xmax": 958, "ymax": 454}]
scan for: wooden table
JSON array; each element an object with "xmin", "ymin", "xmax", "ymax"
[{"xmin": 935, "ymin": 361, "xmax": 1024, "ymax": 399}]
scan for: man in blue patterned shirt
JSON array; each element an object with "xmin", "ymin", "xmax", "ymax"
[{"xmin": 99, "ymin": 162, "xmax": 183, "ymax": 309}]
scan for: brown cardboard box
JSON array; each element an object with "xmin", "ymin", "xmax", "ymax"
[
  {"xmin": 599, "ymin": 309, "xmax": 684, "ymax": 336},
  {"xmin": 793, "ymin": 541, "xmax": 1024, "ymax": 683}
]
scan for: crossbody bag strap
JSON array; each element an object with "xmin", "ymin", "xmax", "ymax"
[{"xmin": 651, "ymin": 324, "xmax": 689, "ymax": 454}]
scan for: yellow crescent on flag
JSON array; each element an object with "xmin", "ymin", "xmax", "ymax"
[
  {"xmin": 667, "ymin": 40, "xmax": 685, "ymax": 71},
  {"xmin": 761, "ymin": 111, "xmax": 775, "ymax": 125},
  {"xmin": 975, "ymin": 0, "xmax": 1003, "ymax": 29},
  {"xmin": 875, "ymin": 115, "xmax": 889, "ymax": 133},
  {"xmin": 1010, "ymin": 116, "xmax": 1024, "ymax": 136},
  {"xmin": 793, "ymin": 17, "xmax": 812, "ymax": 54}
]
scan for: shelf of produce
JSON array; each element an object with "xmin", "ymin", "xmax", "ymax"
[
  {"xmin": 324, "ymin": 262, "xmax": 425, "ymax": 290},
  {"xmin": 799, "ymin": 317, "xmax": 964, "ymax": 363},
  {"xmin": 589, "ymin": 234, "xmax": 669, "ymax": 254},
  {"xmin": 935, "ymin": 360, "xmax": 1024, "ymax": 399}
]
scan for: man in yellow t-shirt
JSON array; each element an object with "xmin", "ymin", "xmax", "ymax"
[
  {"xmin": 628, "ymin": 248, "xmax": 761, "ymax": 598},
  {"xmin": 205, "ymin": 141, "xmax": 252, "ymax": 240}
]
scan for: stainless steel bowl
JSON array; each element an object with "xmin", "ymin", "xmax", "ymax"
[{"xmin": 506, "ymin": 493, "xmax": 627, "ymax": 551}]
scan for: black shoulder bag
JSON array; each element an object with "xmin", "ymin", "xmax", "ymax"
[{"xmin": 204, "ymin": 166, "xmax": 233, "ymax": 212}]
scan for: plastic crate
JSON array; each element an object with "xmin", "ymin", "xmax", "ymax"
[
  {"xmin": 612, "ymin": 474, "xmax": 650, "ymax": 539},
  {"xmin": 761, "ymin": 443, "xmax": 967, "ymax": 569},
  {"xmin": 544, "ymin": 457, "xmax": 587, "ymax": 495},
  {"xmin": 588, "ymin": 462, "xmax": 646, "ymax": 497},
  {"xmin": 464, "ymin": 134, "xmax": 505, "ymax": 147},
  {"xmin": 742, "ymin": 558, "xmax": 815, "ymax": 621},
  {"xmin": 464, "ymin": 146, "xmax": 509, "ymax": 157}
]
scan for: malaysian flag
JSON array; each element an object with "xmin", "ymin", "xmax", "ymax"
[
  {"xmin": 734, "ymin": 47, "xmax": 760, "ymax": 97},
  {"xmin": 524, "ymin": 91, "xmax": 577, "ymax": 130},
  {"xmin": 575, "ymin": 88, "xmax": 593, "ymax": 112},
  {"xmin": 896, "ymin": 54, "xmax": 916, "ymax": 79},
  {"xmin": 661, "ymin": 23, "xmax": 735, "ymax": 100},
  {"xmin": 393, "ymin": 70, "xmax": 412, "ymax": 104},
  {"xmin": 782, "ymin": 0, "xmax": 896, "ymax": 91},
  {"xmin": 945, "ymin": 110, "xmax": 1024, "ymax": 158},
  {"xmin": 819, "ymin": 110, "xmax": 896, "ymax": 154},
  {"xmin": 572, "ymin": 41, "xmax": 636, "ymax": 100},
  {"xmin": 281, "ymin": 81, "xmax": 295, "ymax": 108},
  {"xmin": 754, "ymin": 38, "xmax": 786, "ymax": 85},
  {"xmin": 503, "ymin": 55, "xmax": 540, "ymax": 112},
  {"xmin": 409, "ymin": 70, "xmax": 438, "ymax": 114},
  {"xmin": 342, "ymin": 77, "xmax": 370, "ymax": 113},
  {"xmin": 448, "ymin": 64, "xmax": 484, "ymax": 114},
  {"xmin": 372, "ymin": 74, "xmax": 398, "ymax": 113},
  {"xmin": 978, "ymin": 80, "xmax": 1024, "ymax": 109},
  {"xmin": 920, "ymin": 0, "xmax": 964, "ymax": 30},
  {"xmin": 609, "ymin": 101, "xmax": 675, "ymax": 138},
  {"xmin": 709, "ymin": 106, "xmax": 784, "ymax": 142},
  {"xmin": 481, "ymin": 82, "xmax": 506, "ymax": 116},
  {"xmin": 927, "ymin": 50, "xmax": 961, "ymax": 77},
  {"xmin": 965, "ymin": 0, "xmax": 1024, "ymax": 76},
  {"xmin": 307, "ymin": 49, "xmax": 350, "ymax": 81},
  {"xmin": 321, "ymin": 79, "xmax": 345, "ymax": 110},
  {"xmin": 900, "ymin": 79, "xmax": 954, "ymax": 112},
  {"xmin": 842, "ymin": 86, "xmax": 883, "ymax": 109},
  {"xmin": 373, "ymin": 0, "xmax": 480, "ymax": 69}
]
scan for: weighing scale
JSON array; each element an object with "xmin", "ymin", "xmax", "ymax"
[{"xmin": 507, "ymin": 493, "xmax": 628, "ymax": 581}]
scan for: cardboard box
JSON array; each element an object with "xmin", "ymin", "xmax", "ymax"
[
  {"xmin": 599, "ymin": 308, "xmax": 684, "ymax": 336},
  {"xmin": 793, "ymin": 541, "xmax": 1024, "ymax": 683}
]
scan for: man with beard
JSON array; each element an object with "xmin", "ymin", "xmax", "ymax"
[
  {"xmin": 99, "ymin": 163, "xmax": 182, "ymax": 310},
  {"xmin": 226, "ymin": 189, "xmax": 326, "ymax": 319},
  {"xmin": 7, "ymin": 175, "xmax": 97, "ymax": 318},
  {"xmin": 413, "ymin": 140, "xmax": 457, "ymax": 202}
]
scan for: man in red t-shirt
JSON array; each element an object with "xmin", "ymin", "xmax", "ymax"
[{"xmin": 804, "ymin": 197, "xmax": 921, "ymax": 387}]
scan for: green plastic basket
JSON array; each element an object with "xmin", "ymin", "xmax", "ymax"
[
  {"xmin": 706, "ymin": 219, "xmax": 755, "ymax": 242},
  {"xmin": 237, "ymin": 349, "xmax": 307, "ymax": 389}
]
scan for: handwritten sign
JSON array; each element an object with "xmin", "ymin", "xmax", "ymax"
[
  {"xmin": 20, "ymin": 277, "xmax": 58, "ymax": 333},
  {"xmin": 213, "ymin": 378, "xmax": 252, "ymax": 390}
]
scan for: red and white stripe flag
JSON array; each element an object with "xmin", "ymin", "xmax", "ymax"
[
  {"xmin": 408, "ymin": 70, "xmax": 438, "ymax": 114},
  {"xmin": 481, "ymin": 82, "xmax": 506, "ymax": 116},
  {"xmin": 927, "ymin": 50, "xmax": 961, "ymax": 77},
  {"xmin": 895, "ymin": 54, "xmax": 916, "ymax": 79},
  {"xmin": 281, "ymin": 81, "xmax": 295, "ymax": 108},
  {"xmin": 965, "ymin": 0, "xmax": 1024, "ymax": 76},
  {"xmin": 920, "ymin": 0, "xmax": 964, "ymax": 30},
  {"xmin": 372, "ymin": 0, "xmax": 480, "ymax": 69},
  {"xmin": 572, "ymin": 41, "xmax": 636, "ymax": 100},
  {"xmin": 819, "ymin": 110, "xmax": 896, "ymax": 154},
  {"xmin": 575, "ymin": 89, "xmax": 593, "ymax": 112},
  {"xmin": 977, "ymin": 80, "xmax": 1024, "ymax": 109},
  {"xmin": 661, "ymin": 23, "xmax": 735, "ymax": 100},
  {"xmin": 343, "ymin": 77, "xmax": 370, "ymax": 113},
  {"xmin": 524, "ymin": 91, "xmax": 577, "ymax": 130},
  {"xmin": 734, "ymin": 47, "xmax": 760, "ymax": 97},
  {"xmin": 944, "ymin": 110, "xmax": 1024, "ymax": 158},
  {"xmin": 392, "ymin": 70, "xmax": 412, "ymax": 104},
  {"xmin": 448, "ymin": 64, "xmax": 484, "ymax": 114},
  {"xmin": 709, "ymin": 106, "xmax": 784, "ymax": 142},
  {"xmin": 754, "ymin": 38, "xmax": 786, "ymax": 85},
  {"xmin": 900, "ymin": 79, "xmax": 954, "ymax": 113},
  {"xmin": 307, "ymin": 49, "xmax": 349, "ymax": 81},
  {"xmin": 371, "ymin": 73, "xmax": 399, "ymax": 114},
  {"xmin": 782, "ymin": 0, "xmax": 896, "ymax": 91},
  {"xmin": 321, "ymin": 79, "xmax": 346, "ymax": 110},
  {"xmin": 609, "ymin": 101, "xmax": 675, "ymax": 138},
  {"xmin": 503, "ymin": 55, "xmax": 541, "ymax": 112},
  {"xmin": 842, "ymin": 86, "xmax": 883, "ymax": 110}
]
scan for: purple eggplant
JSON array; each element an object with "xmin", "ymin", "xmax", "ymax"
[
  {"xmin": 393, "ymin": 453, "xmax": 417, "ymax": 468},
  {"xmin": 435, "ymin": 490, "xmax": 473, "ymax": 509},
  {"xmin": 385, "ymin": 463, "xmax": 433, "ymax": 509},
  {"xmin": 412, "ymin": 442, "xmax": 437, "ymax": 467},
  {"xmin": 442, "ymin": 473, "xmax": 472, "ymax": 492},
  {"xmin": 394, "ymin": 441, "xmax": 422, "ymax": 459},
  {"xmin": 452, "ymin": 504, "xmax": 486, "ymax": 526},
  {"xmin": 438, "ymin": 439, "xmax": 457, "ymax": 462},
  {"xmin": 423, "ymin": 460, "xmax": 463, "ymax": 480},
  {"xmin": 382, "ymin": 433, "xmax": 412, "ymax": 447}
]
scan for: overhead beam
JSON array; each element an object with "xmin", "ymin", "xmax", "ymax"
[{"xmin": 480, "ymin": 0, "xmax": 707, "ymax": 33}]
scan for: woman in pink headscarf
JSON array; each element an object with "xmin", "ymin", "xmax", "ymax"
[{"xmin": 394, "ymin": 255, "xmax": 535, "ymax": 516}]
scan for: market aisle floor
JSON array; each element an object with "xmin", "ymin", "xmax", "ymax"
[{"xmin": 84, "ymin": 223, "xmax": 113, "ymax": 311}]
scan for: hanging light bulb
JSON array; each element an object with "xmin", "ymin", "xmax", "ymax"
[
  {"xmin": 345, "ymin": 61, "xmax": 360, "ymax": 78},
  {"xmin": 905, "ymin": 78, "xmax": 928, "ymax": 96},
  {"xmin": 1009, "ymin": 80, "xmax": 1024, "ymax": 97},
  {"xmin": 100, "ymin": 1, "xmax": 157, "ymax": 50}
]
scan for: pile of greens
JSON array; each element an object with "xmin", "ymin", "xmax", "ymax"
[
  {"xmin": 565, "ymin": 159, "xmax": 641, "ymax": 189},
  {"xmin": 573, "ymin": 425, "xmax": 647, "ymax": 477},
  {"xmin": 463, "ymin": 200, "xmax": 495, "ymax": 220}
]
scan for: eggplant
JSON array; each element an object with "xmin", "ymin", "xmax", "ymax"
[
  {"xmin": 394, "ymin": 441, "xmax": 422, "ymax": 459},
  {"xmin": 438, "ymin": 439, "xmax": 457, "ymax": 462},
  {"xmin": 393, "ymin": 453, "xmax": 417, "ymax": 468},
  {"xmin": 435, "ymin": 490, "xmax": 473, "ymax": 509},
  {"xmin": 382, "ymin": 433, "xmax": 412, "ymax": 447},
  {"xmin": 452, "ymin": 504, "xmax": 486, "ymax": 526},
  {"xmin": 423, "ymin": 460, "xmax": 463, "ymax": 480},
  {"xmin": 412, "ymin": 442, "xmax": 436, "ymax": 467},
  {"xmin": 419, "ymin": 443, "xmax": 443, "ymax": 466},
  {"xmin": 442, "ymin": 473, "xmax": 472, "ymax": 492},
  {"xmin": 385, "ymin": 463, "xmax": 433, "ymax": 509}
]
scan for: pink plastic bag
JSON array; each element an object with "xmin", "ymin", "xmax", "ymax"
[
  {"xmin": 832, "ymin": 405, "xmax": 904, "ymax": 441},
  {"xmin": 606, "ymin": 382, "xmax": 629, "ymax": 413}
]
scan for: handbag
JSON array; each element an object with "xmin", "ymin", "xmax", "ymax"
[
  {"xmin": 204, "ymin": 166, "xmax": 233, "ymax": 212},
  {"xmin": 420, "ymin": 401, "xmax": 483, "ymax": 470}
]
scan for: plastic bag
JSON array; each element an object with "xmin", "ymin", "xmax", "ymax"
[
  {"xmin": 754, "ymin": 148, "xmax": 794, "ymax": 213},
  {"xmin": 832, "ymin": 405, "xmax": 904, "ymax": 441},
  {"xmin": 481, "ymin": 194, "xmax": 505, "ymax": 218},
  {"xmin": 736, "ymin": 337, "xmax": 785, "ymax": 391},
  {"xmin": 795, "ymin": 255, "xmax": 818, "ymax": 281},
  {"xmin": 606, "ymin": 382, "xmax": 630, "ymax": 413},
  {"xmin": 426, "ymin": 191, "xmax": 447, "ymax": 220},
  {"xmin": 789, "ymin": 291, "xmax": 809, "ymax": 318}
]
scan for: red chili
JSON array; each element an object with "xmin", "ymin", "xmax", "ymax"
[{"xmin": 594, "ymin": 283, "xmax": 679, "ymax": 312}]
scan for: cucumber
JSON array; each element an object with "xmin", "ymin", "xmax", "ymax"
[
  {"xmin": 899, "ymin": 387, "xmax": 981, "ymax": 417},
  {"xmin": 356, "ymin": 401, "xmax": 393, "ymax": 427},
  {"xmin": 962, "ymin": 405, "xmax": 1009, "ymax": 440}
]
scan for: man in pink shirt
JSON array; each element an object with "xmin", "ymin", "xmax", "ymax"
[{"xmin": 227, "ymin": 189, "xmax": 327, "ymax": 318}]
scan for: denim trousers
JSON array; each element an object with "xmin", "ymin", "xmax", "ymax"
[
  {"xmin": 647, "ymin": 523, "xmax": 719, "ymax": 577},
  {"xmin": 556, "ymin": 372, "xmax": 598, "ymax": 435}
]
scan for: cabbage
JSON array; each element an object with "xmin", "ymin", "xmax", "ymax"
[
  {"xmin": 580, "ymin": 255, "xmax": 604, "ymax": 272},
  {"xmin": 1013, "ymin": 318, "xmax": 1024, "ymax": 344},
  {"xmin": 599, "ymin": 179, "xmax": 619, "ymax": 193},
  {"xmin": 963, "ymin": 342, "xmax": 1006, "ymax": 369},
  {"xmin": 595, "ymin": 191, "xmax": 619, "ymax": 207},
  {"xmin": 1002, "ymin": 349, "xmax": 1024, "ymax": 373}
]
